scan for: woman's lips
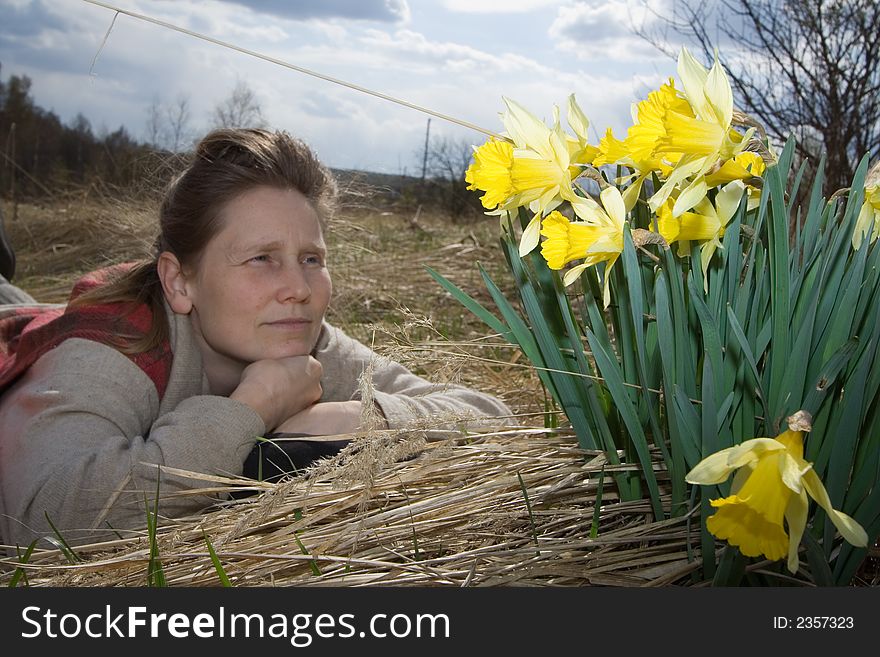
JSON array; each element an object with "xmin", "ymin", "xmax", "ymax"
[{"xmin": 265, "ymin": 318, "xmax": 312, "ymax": 330}]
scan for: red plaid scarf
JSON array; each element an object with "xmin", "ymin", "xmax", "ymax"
[{"xmin": 0, "ymin": 264, "xmax": 173, "ymax": 399}]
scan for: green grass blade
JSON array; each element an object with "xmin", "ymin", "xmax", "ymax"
[
  {"xmin": 587, "ymin": 327, "xmax": 665, "ymax": 519},
  {"xmin": 725, "ymin": 304, "xmax": 769, "ymax": 421},
  {"xmin": 425, "ymin": 265, "xmax": 511, "ymax": 339},
  {"xmin": 500, "ymin": 239, "xmax": 596, "ymax": 447},
  {"xmin": 203, "ymin": 532, "xmax": 232, "ymax": 587},
  {"xmin": 146, "ymin": 467, "xmax": 166, "ymax": 587},
  {"xmin": 8, "ymin": 540, "xmax": 38, "ymax": 588},
  {"xmin": 671, "ymin": 386, "xmax": 702, "ymax": 471},
  {"xmin": 765, "ymin": 160, "xmax": 792, "ymax": 427},
  {"xmin": 294, "ymin": 532, "xmax": 322, "ymax": 576},
  {"xmin": 477, "ymin": 264, "xmax": 564, "ymax": 417},
  {"xmin": 801, "ymin": 338, "xmax": 858, "ymax": 435},
  {"xmin": 802, "ymin": 528, "xmax": 834, "ymax": 586},
  {"xmin": 711, "ymin": 545, "xmax": 746, "ymax": 586},
  {"xmin": 687, "ymin": 275, "xmax": 725, "ymax": 432},
  {"xmin": 43, "ymin": 512, "xmax": 80, "ymax": 564},
  {"xmin": 621, "ymin": 229, "xmax": 669, "ymax": 469},
  {"xmin": 656, "ymin": 270, "xmax": 687, "ymax": 509}
]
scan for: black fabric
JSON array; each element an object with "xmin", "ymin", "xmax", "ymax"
[
  {"xmin": 0, "ymin": 205, "xmax": 15, "ymax": 281},
  {"xmin": 234, "ymin": 433, "xmax": 350, "ymax": 498}
]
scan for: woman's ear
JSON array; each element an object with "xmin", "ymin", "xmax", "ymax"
[{"xmin": 157, "ymin": 252, "xmax": 194, "ymax": 314}]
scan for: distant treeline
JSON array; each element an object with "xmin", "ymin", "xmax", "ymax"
[{"xmin": 0, "ymin": 63, "xmax": 171, "ymax": 201}]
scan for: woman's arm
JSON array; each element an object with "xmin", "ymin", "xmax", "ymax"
[
  {"xmin": 0, "ymin": 339, "xmax": 264, "ymax": 548},
  {"xmin": 281, "ymin": 324, "xmax": 513, "ymax": 433}
]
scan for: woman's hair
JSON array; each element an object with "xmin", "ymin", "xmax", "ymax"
[{"xmin": 70, "ymin": 127, "xmax": 338, "ymax": 353}]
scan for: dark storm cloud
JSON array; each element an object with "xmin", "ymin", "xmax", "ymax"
[
  {"xmin": 214, "ymin": 0, "xmax": 409, "ymax": 23},
  {"xmin": 0, "ymin": 0, "xmax": 91, "ymax": 75},
  {"xmin": 0, "ymin": 0, "xmax": 67, "ymax": 43}
]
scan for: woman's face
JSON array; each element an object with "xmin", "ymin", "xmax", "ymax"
[{"xmin": 183, "ymin": 185, "xmax": 332, "ymax": 373}]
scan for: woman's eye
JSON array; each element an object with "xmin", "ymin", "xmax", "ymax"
[
  {"xmin": 249, "ymin": 254, "xmax": 270, "ymax": 263},
  {"xmin": 303, "ymin": 255, "xmax": 323, "ymax": 265}
]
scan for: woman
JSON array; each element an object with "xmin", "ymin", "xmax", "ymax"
[{"xmin": 0, "ymin": 128, "xmax": 511, "ymax": 549}]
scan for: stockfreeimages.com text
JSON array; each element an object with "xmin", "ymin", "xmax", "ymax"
[{"xmin": 21, "ymin": 605, "xmax": 450, "ymax": 646}]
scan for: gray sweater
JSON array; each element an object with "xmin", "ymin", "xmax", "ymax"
[{"xmin": 0, "ymin": 303, "xmax": 511, "ymax": 548}]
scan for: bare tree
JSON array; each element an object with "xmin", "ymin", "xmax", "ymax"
[
  {"xmin": 145, "ymin": 94, "xmax": 192, "ymax": 151},
  {"xmin": 212, "ymin": 80, "xmax": 265, "ymax": 129},
  {"xmin": 166, "ymin": 94, "xmax": 191, "ymax": 152},
  {"xmin": 424, "ymin": 135, "xmax": 481, "ymax": 220},
  {"xmin": 638, "ymin": 0, "xmax": 880, "ymax": 194},
  {"xmin": 145, "ymin": 95, "xmax": 165, "ymax": 148}
]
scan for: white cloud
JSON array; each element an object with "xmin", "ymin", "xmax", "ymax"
[
  {"xmin": 441, "ymin": 0, "xmax": 560, "ymax": 13},
  {"xmin": 209, "ymin": 0, "xmax": 410, "ymax": 24},
  {"xmin": 548, "ymin": 0, "xmax": 666, "ymax": 61},
  {"xmin": 357, "ymin": 28, "xmax": 551, "ymax": 77}
]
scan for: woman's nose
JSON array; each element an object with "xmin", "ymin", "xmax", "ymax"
[{"xmin": 277, "ymin": 264, "xmax": 311, "ymax": 302}]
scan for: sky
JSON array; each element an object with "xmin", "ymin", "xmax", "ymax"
[{"xmin": 0, "ymin": 0, "xmax": 685, "ymax": 175}]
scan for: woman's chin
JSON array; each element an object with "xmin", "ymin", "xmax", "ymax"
[{"xmin": 258, "ymin": 341, "xmax": 316, "ymax": 360}]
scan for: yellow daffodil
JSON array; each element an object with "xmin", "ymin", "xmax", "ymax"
[
  {"xmin": 686, "ymin": 413, "xmax": 868, "ymax": 573},
  {"xmin": 852, "ymin": 184, "xmax": 880, "ymax": 250},
  {"xmin": 465, "ymin": 138, "xmax": 516, "ymax": 210},
  {"xmin": 704, "ymin": 151, "xmax": 766, "ymax": 212},
  {"xmin": 593, "ymin": 79, "xmax": 685, "ymax": 211},
  {"xmin": 657, "ymin": 181, "xmax": 744, "ymax": 290},
  {"xmin": 624, "ymin": 78, "xmax": 691, "ymax": 165},
  {"xmin": 499, "ymin": 97, "xmax": 582, "ymax": 211},
  {"xmin": 650, "ymin": 48, "xmax": 753, "ymax": 216},
  {"xmin": 704, "ymin": 151, "xmax": 766, "ymax": 188},
  {"xmin": 540, "ymin": 187, "xmax": 627, "ymax": 307},
  {"xmin": 465, "ymin": 98, "xmax": 589, "ymax": 257}
]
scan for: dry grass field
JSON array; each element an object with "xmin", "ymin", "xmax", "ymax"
[{"xmin": 2, "ymin": 185, "xmax": 875, "ymax": 587}]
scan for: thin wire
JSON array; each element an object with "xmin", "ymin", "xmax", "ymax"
[
  {"xmin": 88, "ymin": 9, "xmax": 118, "ymax": 77},
  {"xmin": 81, "ymin": 0, "xmax": 505, "ymax": 140}
]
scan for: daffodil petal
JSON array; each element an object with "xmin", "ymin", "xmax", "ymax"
[
  {"xmin": 779, "ymin": 453, "xmax": 809, "ymax": 494},
  {"xmin": 519, "ymin": 214, "xmax": 542, "ymax": 257},
  {"xmin": 686, "ymin": 438, "xmax": 785, "ymax": 485},
  {"xmin": 784, "ymin": 488, "xmax": 809, "ymax": 574},
  {"xmin": 705, "ymin": 55, "xmax": 733, "ymax": 127},
  {"xmin": 673, "ymin": 176, "xmax": 708, "ymax": 216},
  {"xmin": 699, "ymin": 241, "xmax": 717, "ymax": 293},
  {"xmin": 549, "ymin": 130, "xmax": 571, "ymax": 169},
  {"xmin": 715, "ymin": 180, "xmax": 746, "ymax": 224},
  {"xmin": 601, "ymin": 255, "xmax": 619, "ymax": 308},
  {"xmin": 677, "ymin": 47, "xmax": 710, "ymax": 119},
  {"xmin": 563, "ymin": 262, "xmax": 591, "ymax": 287},
  {"xmin": 649, "ymin": 155, "xmax": 706, "ymax": 211},
  {"xmin": 622, "ymin": 175, "xmax": 647, "ymax": 212},
  {"xmin": 801, "ymin": 469, "xmax": 869, "ymax": 548},
  {"xmin": 853, "ymin": 200, "xmax": 874, "ymax": 250},
  {"xmin": 729, "ymin": 461, "xmax": 754, "ymax": 495},
  {"xmin": 570, "ymin": 196, "xmax": 602, "ymax": 221},
  {"xmin": 502, "ymin": 97, "xmax": 553, "ymax": 160},
  {"xmin": 567, "ymin": 93, "xmax": 590, "ymax": 144},
  {"xmin": 600, "ymin": 186, "xmax": 626, "ymax": 227}
]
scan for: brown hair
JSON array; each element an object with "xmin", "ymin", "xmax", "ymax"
[{"xmin": 70, "ymin": 128, "xmax": 338, "ymax": 353}]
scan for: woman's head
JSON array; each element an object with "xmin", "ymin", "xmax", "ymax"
[
  {"xmin": 158, "ymin": 128, "xmax": 337, "ymax": 269},
  {"xmin": 71, "ymin": 128, "xmax": 338, "ymax": 364},
  {"xmin": 157, "ymin": 129, "xmax": 338, "ymax": 384}
]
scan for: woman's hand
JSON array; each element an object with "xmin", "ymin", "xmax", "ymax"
[
  {"xmin": 229, "ymin": 356, "xmax": 323, "ymax": 430},
  {"xmin": 274, "ymin": 400, "xmax": 370, "ymax": 437}
]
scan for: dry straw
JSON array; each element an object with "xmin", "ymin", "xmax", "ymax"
[{"xmin": 2, "ymin": 427, "xmax": 717, "ymax": 587}]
